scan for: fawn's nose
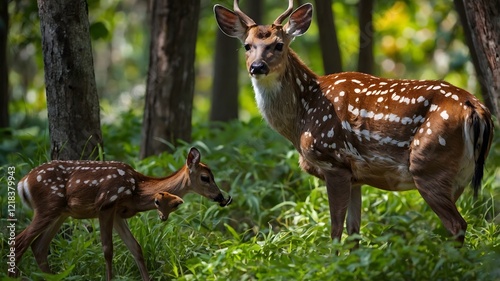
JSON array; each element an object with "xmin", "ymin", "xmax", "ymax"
[{"xmin": 250, "ymin": 61, "xmax": 269, "ymax": 76}]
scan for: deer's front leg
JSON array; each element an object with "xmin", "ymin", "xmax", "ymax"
[
  {"xmin": 323, "ymin": 169, "xmax": 353, "ymax": 242},
  {"xmin": 113, "ymin": 218, "xmax": 150, "ymax": 281},
  {"xmin": 99, "ymin": 208, "xmax": 116, "ymax": 281},
  {"xmin": 346, "ymin": 184, "xmax": 361, "ymax": 236}
]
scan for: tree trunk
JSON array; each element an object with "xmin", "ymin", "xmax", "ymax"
[
  {"xmin": 0, "ymin": 0, "xmax": 8, "ymax": 131},
  {"xmin": 210, "ymin": 30, "xmax": 239, "ymax": 122},
  {"xmin": 37, "ymin": 0, "xmax": 103, "ymax": 160},
  {"xmin": 314, "ymin": 0, "xmax": 342, "ymax": 74},
  {"xmin": 246, "ymin": 0, "xmax": 262, "ymax": 24},
  {"xmin": 140, "ymin": 0, "xmax": 200, "ymax": 158},
  {"xmin": 357, "ymin": 0, "xmax": 374, "ymax": 74},
  {"xmin": 454, "ymin": 0, "xmax": 500, "ymax": 119}
]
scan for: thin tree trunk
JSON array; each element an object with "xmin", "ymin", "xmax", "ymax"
[
  {"xmin": 37, "ymin": 0, "xmax": 103, "ymax": 160},
  {"xmin": 454, "ymin": 0, "xmax": 500, "ymax": 119},
  {"xmin": 246, "ymin": 0, "xmax": 262, "ymax": 24},
  {"xmin": 140, "ymin": 0, "xmax": 200, "ymax": 158},
  {"xmin": 357, "ymin": 0, "xmax": 374, "ymax": 74},
  {"xmin": 314, "ymin": 0, "xmax": 342, "ymax": 74},
  {"xmin": 210, "ymin": 31, "xmax": 239, "ymax": 122},
  {"xmin": 0, "ymin": 0, "xmax": 8, "ymax": 131}
]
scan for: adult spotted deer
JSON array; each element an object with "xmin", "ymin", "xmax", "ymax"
[
  {"xmin": 13, "ymin": 147, "xmax": 232, "ymax": 280},
  {"xmin": 214, "ymin": 0, "xmax": 493, "ymax": 245}
]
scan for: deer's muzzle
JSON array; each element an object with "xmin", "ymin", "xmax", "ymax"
[
  {"xmin": 215, "ymin": 194, "xmax": 233, "ymax": 207},
  {"xmin": 250, "ymin": 61, "xmax": 269, "ymax": 76}
]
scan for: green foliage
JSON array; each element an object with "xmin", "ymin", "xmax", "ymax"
[{"xmin": 1, "ymin": 114, "xmax": 499, "ymax": 280}]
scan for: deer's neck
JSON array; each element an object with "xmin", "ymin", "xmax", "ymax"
[
  {"xmin": 251, "ymin": 50, "xmax": 319, "ymax": 147},
  {"xmin": 136, "ymin": 168, "xmax": 190, "ymax": 201}
]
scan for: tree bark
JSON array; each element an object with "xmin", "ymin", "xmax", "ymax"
[
  {"xmin": 314, "ymin": 0, "xmax": 342, "ymax": 74},
  {"xmin": 140, "ymin": 0, "xmax": 200, "ymax": 158},
  {"xmin": 357, "ymin": 0, "xmax": 374, "ymax": 74},
  {"xmin": 0, "ymin": 0, "xmax": 8, "ymax": 130},
  {"xmin": 37, "ymin": 0, "xmax": 103, "ymax": 160},
  {"xmin": 454, "ymin": 0, "xmax": 500, "ymax": 119},
  {"xmin": 210, "ymin": 30, "xmax": 239, "ymax": 122}
]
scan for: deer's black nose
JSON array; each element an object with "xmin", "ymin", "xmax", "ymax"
[{"xmin": 250, "ymin": 61, "xmax": 269, "ymax": 75}]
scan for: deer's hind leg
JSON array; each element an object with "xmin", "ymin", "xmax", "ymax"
[
  {"xmin": 13, "ymin": 211, "xmax": 63, "ymax": 276},
  {"xmin": 409, "ymin": 140, "xmax": 467, "ymax": 245},
  {"xmin": 31, "ymin": 215, "xmax": 68, "ymax": 272}
]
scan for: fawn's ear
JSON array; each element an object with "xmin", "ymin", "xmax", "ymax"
[
  {"xmin": 214, "ymin": 5, "xmax": 249, "ymax": 42},
  {"xmin": 187, "ymin": 147, "xmax": 201, "ymax": 171},
  {"xmin": 283, "ymin": 3, "xmax": 313, "ymax": 37}
]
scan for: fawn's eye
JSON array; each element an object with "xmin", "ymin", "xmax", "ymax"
[
  {"xmin": 154, "ymin": 198, "xmax": 160, "ymax": 206},
  {"xmin": 275, "ymin": 43, "xmax": 284, "ymax": 51},
  {"xmin": 244, "ymin": 44, "xmax": 251, "ymax": 51},
  {"xmin": 200, "ymin": 174, "xmax": 210, "ymax": 183}
]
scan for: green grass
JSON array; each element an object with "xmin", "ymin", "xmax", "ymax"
[{"xmin": 1, "ymin": 113, "xmax": 499, "ymax": 280}]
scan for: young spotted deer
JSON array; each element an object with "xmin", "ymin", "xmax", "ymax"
[
  {"xmin": 214, "ymin": 1, "xmax": 493, "ymax": 245},
  {"xmin": 13, "ymin": 147, "xmax": 232, "ymax": 280}
]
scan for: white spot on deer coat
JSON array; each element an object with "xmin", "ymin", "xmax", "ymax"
[
  {"xmin": 37, "ymin": 175, "xmax": 42, "ymax": 182},
  {"xmin": 109, "ymin": 195, "xmax": 118, "ymax": 202},
  {"xmin": 327, "ymin": 128, "xmax": 334, "ymax": 138},
  {"xmin": 440, "ymin": 110, "xmax": 449, "ymax": 120},
  {"xmin": 438, "ymin": 135, "xmax": 446, "ymax": 146},
  {"xmin": 117, "ymin": 186, "xmax": 126, "ymax": 194},
  {"xmin": 117, "ymin": 169, "xmax": 125, "ymax": 176}
]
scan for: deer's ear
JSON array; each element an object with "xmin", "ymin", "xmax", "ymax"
[
  {"xmin": 187, "ymin": 147, "xmax": 201, "ymax": 170},
  {"xmin": 284, "ymin": 3, "xmax": 313, "ymax": 37},
  {"xmin": 214, "ymin": 5, "xmax": 248, "ymax": 41}
]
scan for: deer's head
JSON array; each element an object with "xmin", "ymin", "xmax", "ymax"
[
  {"xmin": 214, "ymin": 0, "xmax": 313, "ymax": 80},
  {"xmin": 154, "ymin": 192, "xmax": 184, "ymax": 221},
  {"xmin": 185, "ymin": 147, "xmax": 232, "ymax": 207}
]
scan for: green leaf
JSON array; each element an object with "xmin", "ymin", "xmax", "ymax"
[{"xmin": 89, "ymin": 21, "xmax": 109, "ymax": 40}]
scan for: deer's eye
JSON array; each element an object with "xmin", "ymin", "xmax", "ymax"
[
  {"xmin": 154, "ymin": 198, "xmax": 160, "ymax": 206},
  {"xmin": 200, "ymin": 174, "xmax": 210, "ymax": 183},
  {"xmin": 275, "ymin": 43, "xmax": 284, "ymax": 51},
  {"xmin": 244, "ymin": 44, "xmax": 251, "ymax": 51}
]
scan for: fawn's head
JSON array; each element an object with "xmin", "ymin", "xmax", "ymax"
[
  {"xmin": 214, "ymin": 0, "xmax": 313, "ymax": 80},
  {"xmin": 184, "ymin": 147, "xmax": 232, "ymax": 207},
  {"xmin": 154, "ymin": 192, "xmax": 184, "ymax": 221}
]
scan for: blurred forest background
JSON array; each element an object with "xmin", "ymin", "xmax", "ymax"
[{"xmin": 3, "ymin": 0, "xmax": 482, "ymax": 162}]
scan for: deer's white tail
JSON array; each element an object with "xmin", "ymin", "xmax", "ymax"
[{"xmin": 17, "ymin": 177, "xmax": 33, "ymax": 210}]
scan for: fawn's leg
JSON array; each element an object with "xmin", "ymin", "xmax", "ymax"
[
  {"xmin": 114, "ymin": 218, "xmax": 150, "ymax": 281},
  {"xmin": 99, "ymin": 208, "xmax": 116, "ymax": 281},
  {"xmin": 12, "ymin": 211, "xmax": 60, "ymax": 276},
  {"xmin": 31, "ymin": 215, "xmax": 67, "ymax": 272}
]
